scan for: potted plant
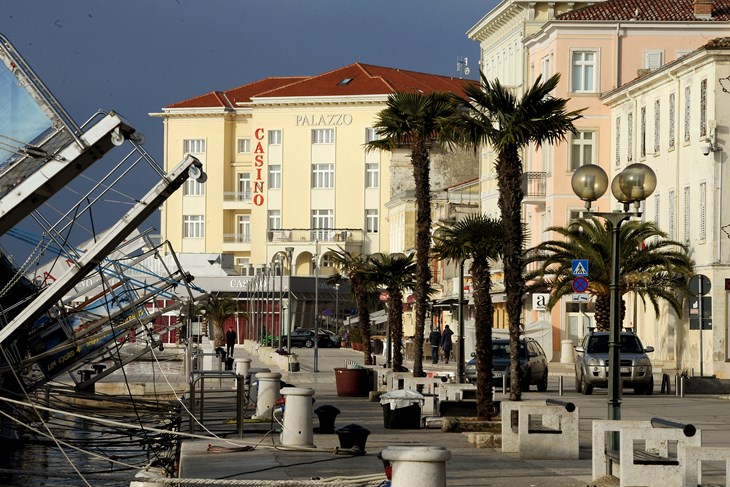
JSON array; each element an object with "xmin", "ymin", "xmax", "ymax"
[{"xmin": 350, "ymin": 327, "xmax": 363, "ymax": 351}]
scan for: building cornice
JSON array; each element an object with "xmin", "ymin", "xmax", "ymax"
[{"xmin": 248, "ymin": 94, "xmax": 389, "ymax": 108}]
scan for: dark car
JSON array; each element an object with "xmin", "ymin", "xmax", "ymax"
[
  {"xmin": 282, "ymin": 328, "xmax": 332, "ymax": 348},
  {"xmin": 465, "ymin": 337, "xmax": 549, "ymax": 391},
  {"xmin": 321, "ymin": 329, "xmax": 341, "ymax": 348}
]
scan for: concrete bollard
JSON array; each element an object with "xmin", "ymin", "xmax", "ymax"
[
  {"xmin": 254, "ymin": 372, "xmax": 282, "ymax": 419},
  {"xmin": 280, "ymin": 387, "xmax": 315, "ymax": 448},
  {"xmin": 381, "ymin": 446, "xmax": 451, "ymax": 487},
  {"xmin": 234, "ymin": 358, "xmax": 252, "ymax": 378}
]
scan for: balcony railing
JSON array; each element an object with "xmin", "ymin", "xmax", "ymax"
[
  {"xmin": 223, "ymin": 191, "xmax": 252, "ymax": 202},
  {"xmin": 223, "ymin": 233, "xmax": 251, "ymax": 244},
  {"xmin": 266, "ymin": 228, "xmax": 364, "ymax": 243},
  {"xmin": 522, "ymin": 172, "xmax": 547, "ymax": 206}
]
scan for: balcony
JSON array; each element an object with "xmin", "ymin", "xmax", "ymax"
[
  {"xmin": 222, "ymin": 191, "xmax": 251, "ymax": 210},
  {"xmin": 266, "ymin": 228, "xmax": 364, "ymax": 256},
  {"xmin": 522, "ymin": 172, "xmax": 546, "ymax": 207},
  {"xmin": 222, "ymin": 233, "xmax": 251, "ymax": 251}
]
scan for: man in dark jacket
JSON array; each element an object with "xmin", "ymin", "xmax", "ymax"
[
  {"xmin": 225, "ymin": 326, "xmax": 237, "ymax": 357},
  {"xmin": 441, "ymin": 325, "xmax": 454, "ymax": 364},
  {"xmin": 429, "ymin": 327, "xmax": 441, "ymax": 364}
]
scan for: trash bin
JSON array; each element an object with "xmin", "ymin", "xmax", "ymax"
[
  {"xmin": 334, "ymin": 367, "xmax": 371, "ymax": 397},
  {"xmin": 225, "ymin": 357, "xmax": 234, "ymax": 370},
  {"xmin": 335, "ymin": 423, "xmax": 370, "ymax": 452},
  {"xmin": 380, "ymin": 389, "xmax": 424, "ymax": 429},
  {"xmin": 314, "ymin": 405, "xmax": 340, "ymax": 434}
]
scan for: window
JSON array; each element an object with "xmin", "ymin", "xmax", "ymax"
[
  {"xmin": 571, "ymin": 50, "xmax": 597, "ymax": 93},
  {"xmin": 684, "ymin": 86, "xmax": 691, "ymax": 143},
  {"xmin": 311, "ymin": 128, "xmax": 334, "ymax": 144},
  {"xmin": 700, "ymin": 79, "xmax": 707, "ymax": 138},
  {"xmin": 366, "ymin": 209, "xmax": 379, "ymax": 233},
  {"xmin": 683, "ymin": 186, "xmax": 690, "ymax": 242},
  {"xmin": 570, "ymin": 131, "xmax": 595, "ymax": 170},
  {"xmin": 183, "ymin": 139, "xmax": 205, "ymax": 154},
  {"xmin": 653, "ymin": 193, "xmax": 660, "ymax": 228},
  {"xmin": 183, "ymin": 215, "xmax": 204, "ymax": 238},
  {"xmin": 184, "ymin": 178, "xmax": 204, "ymax": 196},
  {"xmin": 237, "ymin": 138, "xmax": 251, "ymax": 153},
  {"xmin": 541, "ymin": 54, "xmax": 552, "ymax": 78},
  {"xmin": 615, "ymin": 116, "xmax": 621, "ymax": 166},
  {"xmin": 668, "ymin": 190, "xmax": 675, "ymax": 239},
  {"xmin": 268, "ymin": 210, "xmax": 281, "ymax": 230},
  {"xmin": 311, "ymin": 209, "xmax": 333, "ymax": 241},
  {"xmin": 700, "ymin": 182, "xmax": 706, "ymax": 240},
  {"xmin": 235, "ymin": 257, "xmax": 252, "ymax": 276},
  {"xmin": 312, "ymin": 163, "xmax": 334, "ymax": 189},
  {"xmin": 268, "ymin": 165, "xmax": 281, "ymax": 189},
  {"xmin": 643, "ymin": 50, "xmax": 664, "ymax": 70},
  {"xmin": 627, "ymin": 112, "xmax": 634, "ymax": 162},
  {"xmin": 365, "ymin": 163, "xmax": 379, "ymax": 188},
  {"xmin": 237, "ymin": 173, "xmax": 251, "ymax": 201},
  {"xmin": 669, "ymin": 93, "xmax": 676, "ymax": 148},
  {"xmin": 640, "ymin": 106, "xmax": 646, "ymax": 158},
  {"xmin": 654, "ymin": 99, "xmax": 660, "ymax": 155},
  {"xmin": 268, "ymin": 130, "xmax": 282, "ymax": 145},
  {"xmin": 236, "ymin": 215, "xmax": 251, "ymax": 243},
  {"xmin": 365, "ymin": 127, "xmax": 378, "ymax": 143}
]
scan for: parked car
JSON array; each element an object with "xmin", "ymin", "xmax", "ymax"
[
  {"xmin": 465, "ymin": 337, "xmax": 549, "ymax": 391},
  {"xmin": 321, "ymin": 329, "xmax": 341, "ymax": 348},
  {"xmin": 282, "ymin": 328, "xmax": 331, "ymax": 348},
  {"xmin": 573, "ymin": 328, "xmax": 654, "ymax": 395}
]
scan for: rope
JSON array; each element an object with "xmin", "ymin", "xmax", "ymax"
[{"xmin": 124, "ymin": 473, "xmax": 387, "ymax": 485}]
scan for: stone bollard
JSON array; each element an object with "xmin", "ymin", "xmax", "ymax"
[
  {"xmin": 234, "ymin": 358, "xmax": 252, "ymax": 378},
  {"xmin": 280, "ymin": 387, "xmax": 315, "ymax": 448},
  {"xmin": 381, "ymin": 446, "xmax": 451, "ymax": 487},
  {"xmin": 254, "ymin": 372, "xmax": 281, "ymax": 419}
]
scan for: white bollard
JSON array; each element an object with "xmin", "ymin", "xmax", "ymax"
[
  {"xmin": 280, "ymin": 387, "xmax": 315, "ymax": 448},
  {"xmin": 234, "ymin": 358, "xmax": 251, "ymax": 377},
  {"xmin": 381, "ymin": 446, "xmax": 451, "ymax": 487},
  {"xmin": 254, "ymin": 372, "xmax": 281, "ymax": 419}
]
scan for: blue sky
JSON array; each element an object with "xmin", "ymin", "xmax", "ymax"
[{"xmin": 1, "ymin": 0, "xmax": 496, "ymax": 251}]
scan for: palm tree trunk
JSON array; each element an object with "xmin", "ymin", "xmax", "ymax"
[
  {"xmin": 389, "ymin": 291, "xmax": 405, "ymax": 371},
  {"xmin": 496, "ymin": 147, "xmax": 526, "ymax": 401},
  {"xmin": 354, "ymin": 279, "xmax": 373, "ymax": 365},
  {"xmin": 472, "ymin": 259, "xmax": 495, "ymax": 420},
  {"xmin": 412, "ymin": 141, "xmax": 432, "ymax": 377}
]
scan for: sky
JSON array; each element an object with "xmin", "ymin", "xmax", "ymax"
[{"xmin": 0, "ymin": 0, "xmax": 496, "ymax": 255}]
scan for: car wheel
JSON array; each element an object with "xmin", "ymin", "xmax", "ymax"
[
  {"xmin": 643, "ymin": 376, "xmax": 654, "ymax": 395},
  {"xmin": 521, "ymin": 368, "xmax": 531, "ymax": 391},
  {"xmin": 537, "ymin": 369, "xmax": 548, "ymax": 392},
  {"xmin": 575, "ymin": 372, "xmax": 583, "ymax": 393},
  {"xmin": 305, "ymin": 339, "xmax": 314, "ymax": 348},
  {"xmin": 581, "ymin": 375, "xmax": 593, "ymax": 395}
]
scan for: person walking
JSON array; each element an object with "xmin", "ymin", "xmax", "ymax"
[
  {"xmin": 225, "ymin": 326, "xmax": 237, "ymax": 357},
  {"xmin": 441, "ymin": 325, "xmax": 454, "ymax": 364},
  {"xmin": 428, "ymin": 327, "xmax": 441, "ymax": 364}
]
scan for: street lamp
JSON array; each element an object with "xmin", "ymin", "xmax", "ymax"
[
  {"xmin": 571, "ymin": 163, "xmax": 656, "ymax": 423},
  {"xmin": 285, "ymin": 247, "xmax": 294, "ymax": 352},
  {"xmin": 457, "ymin": 259, "xmax": 466, "ymax": 384},
  {"xmin": 313, "ymin": 240, "xmax": 320, "ymax": 373}
]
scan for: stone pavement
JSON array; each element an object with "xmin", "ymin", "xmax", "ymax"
[{"xmin": 115, "ymin": 344, "xmax": 730, "ymax": 486}]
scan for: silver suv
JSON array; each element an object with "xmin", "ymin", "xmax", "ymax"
[{"xmin": 574, "ymin": 329, "xmax": 654, "ymax": 395}]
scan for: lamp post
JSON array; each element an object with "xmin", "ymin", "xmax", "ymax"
[
  {"xmin": 285, "ymin": 247, "xmax": 294, "ymax": 352},
  {"xmin": 571, "ymin": 163, "xmax": 656, "ymax": 423},
  {"xmin": 457, "ymin": 259, "xmax": 466, "ymax": 384},
  {"xmin": 313, "ymin": 240, "xmax": 320, "ymax": 373},
  {"xmin": 278, "ymin": 255, "xmax": 284, "ymax": 350}
]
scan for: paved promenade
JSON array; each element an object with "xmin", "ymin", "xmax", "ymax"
[{"xmin": 117, "ymin": 344, "xmax": 730, "ymax": 486}]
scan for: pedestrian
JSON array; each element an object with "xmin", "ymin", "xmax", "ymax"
[
  {"xmin": 429, "ymin": 327, "xmax": 441, "ymax": 364},
  {"xmin": 225, "ymin": 326, "xmax": 237, "ymax": 357},
  {"xmin": 441, "ymin": 325, "xmax": 454, "ymax": 364},
  {"xmin": 344, "ymin": 330, "xmax": 350, "ymax": 348}
]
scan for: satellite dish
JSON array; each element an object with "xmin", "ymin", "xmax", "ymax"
[{"xmin": 464, "ymin": 67, "xmax": 470, "ymax": 75}]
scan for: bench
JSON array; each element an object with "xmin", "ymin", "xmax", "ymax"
[
  {"xmin": 592, "ymin": 418, "xmax": 701, "ymax": 487},
  {"xmin": 679, "ymin": 445, "xmax": 730, "ymax": 487},
  {"xmin": 501, "ymin": 399, "xmax": 579, "ymax": 459}
]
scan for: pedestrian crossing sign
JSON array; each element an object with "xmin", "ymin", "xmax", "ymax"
[{"xmin": 572, "ymin": 259, "xmax": 589, "ymax": 277}]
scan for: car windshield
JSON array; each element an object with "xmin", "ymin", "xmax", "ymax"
[
  {"xmin": 492, "ymin": 342, "xmax": 526, "ymax": 359},
  {"xmin": 586, "ymin": 334, "xmax": 644, "ymax": 353}
]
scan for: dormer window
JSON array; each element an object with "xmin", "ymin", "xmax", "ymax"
[{"xmin": 338, "ymin": 78, "xmax": 353, "ymax": 86}]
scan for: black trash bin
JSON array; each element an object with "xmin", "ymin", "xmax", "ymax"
[
  {"xmin": 380, "ymin": 390, "xmax": 424, "ymax": 429},
  {"xmin": 335, "ymin": 423, "xmax": 370, "ymax": 452},
  {"xmin": 314, "ymin": 405, "xmax": 340, "ymax": 434}
]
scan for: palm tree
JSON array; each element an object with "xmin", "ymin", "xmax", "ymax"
[
  {"xmin": 432, "ymin": 214, "xmax": 504, "ymax": 420},
  {"xmin": 370, "ymin": 252, "xmax": 416, "ymax": 372},
  {"xmin": 366, "ymin": 91, "xmax": 456, "ymax": 377},
  {"xmin": 448, "ymin": 73, "xmax": 583, "ymax": 400},
  {"xmin": 525, "ymin": 216, "xmax": 694, "ymax": 330},
  {"xmin": 199, "ymin": 294, "xmax": 239, "ymax": 347},
  {"xmin": 329, "ymin": 247, "xmax": 377, "ymax": 365}
]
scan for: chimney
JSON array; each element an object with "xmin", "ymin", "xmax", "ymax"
[{"xmin": 694, "ymin": 0, "xmax": 714, "ymax": 19}]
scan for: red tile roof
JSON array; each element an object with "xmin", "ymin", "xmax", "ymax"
[
  {"xmin": 165, "ymin": 63, "xmax": 477, "ymax": 109},
  {"xmin": 556, "ymin": 0, "xmax": 730, "ymax": 21}
]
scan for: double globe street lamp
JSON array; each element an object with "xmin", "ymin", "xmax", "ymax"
[{"xmin": 570, "ymin": 162, "xmax": 657, "ymax": 423}]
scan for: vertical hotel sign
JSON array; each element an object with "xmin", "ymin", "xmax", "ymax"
[{"xmin": 253, "ymin": 128, "xmax": 266, "ymax": 206}]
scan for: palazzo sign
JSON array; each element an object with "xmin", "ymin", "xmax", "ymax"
[
  {"xmin": 253, "ymin": 128, "xmax": 266, "ymax": 206},
  {"xmin": 295, "ymin": 114, "xmax": 353, "ymax": 126}
]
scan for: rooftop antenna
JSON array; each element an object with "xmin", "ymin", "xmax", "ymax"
[{"xmin": 456, "ymin": 57, "xmax": 470, "ymax": 78}]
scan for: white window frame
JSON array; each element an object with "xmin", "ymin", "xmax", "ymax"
[
  {"xmin": 365, "ymin": 127, "xmax": 378, "ymax": 143},
  {"xmin": 700, "ymin": 182, "xmax": 706, "ymax": 241},
  {"xmin": 570, "ymin": 50, "xmax": 598, "ymax": 93},
  {"xmin": 366, "ymin": 209, "xmax": 379, "ymax": 233},
  {"xmin": 268, "ymin": 130, "xmax": 282, "ymax": 145},
  {"xmin": 184, "ymin": 178, "xmax": 204, "ymax": 196},
  {"xmin": 312, "ymin": 163, "xmax": 335, "ymax": 189},
  {"xmin": 183, "ymin": 215, "xmax": 205, "ymax": 238},
  {"xmin": 237, "ymin": 172, "xmax": 251, "ymax": 201},
  {"xmin": 668, "ymin": 190, "xmax": 675, "ymax": 239},
  {"xmin": 236, "ymin": 215, "xmax": 251, "ymax": 243},
  {"xmin": 237, "ymin": 138, "xmax": 251, "ymax": 153},
  {"xmin": 183, "ymin": 138, "xmax": 205, "ymax": 154},
  {"xmin": 311, "ymin": 209, "xmax": 334, "ymax": 241},
  {"xmin": 269, "ymin": 165, "xmax": 281, "ymax": 189},
  {"xmin": 643, "ymin": 50, "xmax": 664, "ymax": 70},
  {"xmin": 365, "ymin": 163, "xmax": 379, "ymax": 188},
  {"xmin": 311, "ymin": 128, "xmax": 335, "ymax": 144},
  {"xmin": 683, "ymin": 186, "xmax": 690, "ymax": 243},
  {"xmin": 569, "ymin": 131, "xmax": 595, "ymax": 171},
  {"xmin": 268, "ymin": 210, "xmax": 281, "ymax": 231}
]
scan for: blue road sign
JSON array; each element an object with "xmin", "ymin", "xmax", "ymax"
[{"xmin": 572, "ymin": 259, "xmax": 589, "ymax": 277}]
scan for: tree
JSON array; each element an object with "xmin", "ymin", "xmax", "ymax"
[
  {"xmin": 525, "ymin": 216, "xmax": 694, "ymax": 330},
  {"xmin": 366, "ymin": 91, "xmax": 456, "ymax": 377},
  {"xmin": 432, "ymin": 214, "xmax": 504, "ymax": 419},
  {"xmin": 370, "ymin": 252, "xmax": 416, "ymax": 372},
  {"xmin": 329, "ymin": 247, "xmax": 377, "ymax": 365},
  {"xmin": 448, "ymin": 73, "xmax": 583, "ymax": 400},
  {"xmin": 199, "ymin": 294, "xmax": 239, "ymax": 347}
]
